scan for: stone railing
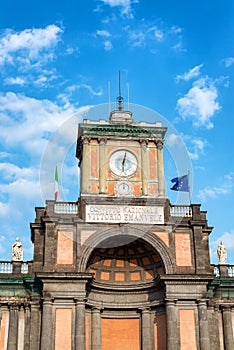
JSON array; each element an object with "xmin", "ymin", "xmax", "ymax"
[
  {"xmin": 213, "ymin": 264, "xmax": 234, "ymax": 277},
  {"xmin": 0, "ymin": 261, "xmax": 31, "ymax": 274},
  {"xmin": 54, "ymin": 202, "xmax": 78, "ymax": 214},
  {"xmin": 170, "ymin": 205, "xmax": 192, "ymax": 217}
]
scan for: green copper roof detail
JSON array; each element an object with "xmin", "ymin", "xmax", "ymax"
[{"xmin": 79, "ymin": 123, "xmax": 167, "ymax": 139}]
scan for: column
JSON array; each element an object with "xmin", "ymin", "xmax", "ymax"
[
  {"xmin": 207, "ymin": 305, "xmax": 220, "ymax": 350},
  {"xmin": 91, "ymin": 308, "xmax": 101, "ymax": 350},
  {"xmin": 197, "ymin": 300, "xmax": 210, "ymax": 350},
  {"xmin": 98, "ymin": 138, "xmax": 107, "ymax": 194},
  {"xmin": 40, "ymin": 298, "xmax": 53, "ymax": 350},
  {"xmin": 222, "ymin": 306, "xmax": 234, "ymax": 350},
  {"xmin": 80, "ymin": 137, "xmax": 90, "ymax": 194},
  {"xmin": 154, "ymin": 141, "xmax": 159, "ymax": 195},
  {"xmin": 30, "ymin": 298, "xmax": 41, "ymax": 350},
  {"xmin": 75, "ymin": 299, "xmax": 86, "ymax": 350},
  {"xmin": 141, "ymin": 308, "xmax": 152, "ymax": 350},
  {"xmin": 23, "ymin": 304, "xmax": 31, "ymax": 350},
  {"xmin": 140, "ymin": 140, "xmax": 148, "ymax": 195},
  {"xmin": 7, "ymin": 303, "xmax": 19, "ymax": 350},
  {"xmin": 165, "ymin": 299, "xmax": 179, "ymax": 350},
  {"xmin": 157, "ymin": 139, "xmax": 165, "ymax": 196}
]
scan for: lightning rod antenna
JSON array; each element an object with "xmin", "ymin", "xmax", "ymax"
[{"xmin": 117, "ymin": 70, "xmax": 123, "ymax": 111}]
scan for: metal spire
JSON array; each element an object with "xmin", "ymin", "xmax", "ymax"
[{"xmin": 117, "ymin": 70, "xmax": 124, "ymax": 111}]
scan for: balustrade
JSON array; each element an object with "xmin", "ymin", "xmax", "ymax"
[
  {"xmin": 54, "ymin": 202, "xmax": 78, "ymax": 214},
  {"xmin": 170, "ymin": 205, "xmax": 192, "ymax": 217}
]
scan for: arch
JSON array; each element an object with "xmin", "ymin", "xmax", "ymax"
[{"xmin": 78, "ymin": 226, "xmax": 174, "ymax": 274}]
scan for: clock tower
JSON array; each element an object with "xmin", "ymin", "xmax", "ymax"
[{"xmin": 76, "ymin": 99, "xmax": 168, "ymax": 224}]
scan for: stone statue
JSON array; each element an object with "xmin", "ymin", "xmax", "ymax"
[
  {"xmin": 217, "ymin": 241, "xmax": 227, "ymax": 264},
  {"xmin": 12, "ymin": 238, "xmax": 23, "ymax": 261}
]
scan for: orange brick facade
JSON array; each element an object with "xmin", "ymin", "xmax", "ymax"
[{"xmin": 102, "ymin": 318, "xmax": 140, "ymax": 350}]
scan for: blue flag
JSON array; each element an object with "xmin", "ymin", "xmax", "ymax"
[{"xmin": 170, "ymin": 175, "xmax": 189, "ymax": 192}]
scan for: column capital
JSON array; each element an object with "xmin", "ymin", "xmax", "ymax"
[
  {"xmin": 98, "ymin": 137, "xmax": 107, "ymax": 144},
  {"xmin": 8, "ymin": 302, "xmax": 20, "ymax": 311},
  {"xmin": 82, "ymin": 136, "xmax": 91, "ymax": 144},
  {"xmin": 139, "ymin": 139, "xmax": 148, "ymax": 146},
  {"xmin": 42, "ymin": 296, "xmax": 54, "ymax": 304},
  {"xmin": 221, "ymin": 304, "xmax": 233, "ymax": 312},
  {"xmin": 74, "ymin": 298, "xmax": 87, "ymax": 305},
  {"xmin": 91, "ymin": 306, "xmax": 103, "ymax": 313},
  {"xmin": 156, "ymin": 139, "xmax": 164, "ymax": 149},
  {"xmin": 23, "ymin": 302, "xmax": 31, "ymax": 311},
  {"xmin": 197, "ymin": 299, "xmax": 209, "ymax": 306},
  {"xmin": 140, "ymin": 306, "xmax": 151, "ymax": 313}
]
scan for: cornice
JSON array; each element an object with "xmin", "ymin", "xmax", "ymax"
[{"xmin": 79, "ymin": 123, "xmax": 167, "ymax": 139}]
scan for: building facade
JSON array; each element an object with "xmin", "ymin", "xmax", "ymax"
[{"xmin": 0, "ymin": 104, "xmax": 234, "ymax": 350}]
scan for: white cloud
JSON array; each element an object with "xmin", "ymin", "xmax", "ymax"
[
  {"xmin": 165, "ymin": 133, "xmax": 179, "ymax": 147},
  {"xmin": 95, "ymin": 30, "xmax": 113, "ymax": 51},
  {"xmin": 198, "ymin": 173, "xmax": 233, "ymax": 202},
  {"xmin": 0, "ymin": 92, "xmax": 91, "ymax": 240},
  {"xmin": 122, "ymin": 21, "xmax": 183, "ymax": 51},
  {"xmin": 104, "ymin": 40, "xmax": 113, "ymax": 51},
  {"xmin": 124, "ymin": 26, "xmax": 145, "ymax": 47},
  {"xmin": 176, "ymin": 78, "xmax": 220, "ymax": 129},
  {"xmin": 222, "ymin": 57, "xmax": 234, "ymax": 68},
  {"xmin": 188, "ymin": 138, "xmax": 206, "ymax": 160},
  {"xmin": 96, "ymin": 30, "xmax": 111, "ymax": 37},
  {"xmin": 4, "ymin": 76, "xmax": 25, "ymax": 85},
  {"xmin": 0, "ymin": 91, "xmax": 94, "ymax": 164},
  {"xmin": 101, "ymin": 0, "xmax": 136, "ymax": 17},
  {"xmin": 176, "ymin": 64, "xmax": 203, "ymax": 82},
  {"xmin": 73, "ymin": 84, "xmax": 103, "ymax": 96},
  {"xmin": 0, "ymin": 25, "xmax": 63, "ymax": 66},
  {"xmin": 147, "ymin": 26, "xmax": 164, "ymax": 41}
]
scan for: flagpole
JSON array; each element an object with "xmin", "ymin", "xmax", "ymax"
[
  {"xmin": 188, "ymin": 170, "xmax": 191, "ymax": 205},
  {"xmin": 55, "ymin": 166, "xmax": 59, "ymax": 201}
]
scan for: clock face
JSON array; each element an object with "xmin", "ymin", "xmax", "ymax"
[
  {"xmin": 109, "ymin": 150, "xmax": 137, "ymax": 177},
  {"xmin": 115, "ymin": 180, "xmax": 132, "ymax": 195}
]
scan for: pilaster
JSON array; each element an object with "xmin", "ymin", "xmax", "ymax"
[
  {"xmin": 75, "ymin": 299, "xmax": 86, "ymax": 350},
  {"xmin": 141, "ymin": 307, "xmax": 152, "ymax": 350},
  {"xmin": 40, "ymin": 297, "xmax": 53, "ymax": 350},
  {"xmin": 156, "ymin": 139, "xmax": 165, "ymax": 196},
  {"xmin": 23, "ymin": 303, "xmax": 31, "ymax": 350},
  {"xmin": 165, "ymin": 299, "xmax": 179, "ymax": 350},
  {"xmin": 30, "ymin": 298, "xmax": 41, "ymax": 350},
  {"xmin": 98, "ymin": 138, "xmax": 107, "ymax": 194},
  {"xmin": 91, "ymin": 307, "xmax": 101, "ymax": 350},
  {"xmin": 7, "ymin": 303, "xmax": 19, "ymax": 350},
  {"xmin": 222, "ymin": 305, "xmax": 234, "ymax": 350},
  {"xmin": 81, "ymin": 137, "xmax": 90, "ymax": 194},
  {"xmin": 140, "ymin": 140, "xmax": 149, "ymax": 195},
  {"xmin": 197, "ymin": 300, "xmax": 210, "ymax": 350}
]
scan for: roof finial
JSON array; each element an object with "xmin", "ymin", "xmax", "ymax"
[{"xmin": 117, "ymin": 70, "xmax": 123, "ymax": 111}]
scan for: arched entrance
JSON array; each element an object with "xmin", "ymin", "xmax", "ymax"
[{"xmin": 83, "ymin": 234, "xmax": 168, "ymax": 350}]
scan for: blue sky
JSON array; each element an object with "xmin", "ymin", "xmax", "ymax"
[{"xmin": 0, "ymin": 0, "xmax": 233, "ymax": 264}]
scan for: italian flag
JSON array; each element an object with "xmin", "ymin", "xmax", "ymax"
[{"xmin": 55, "ymin": 166, "xmax": 59, "ymax": 201}]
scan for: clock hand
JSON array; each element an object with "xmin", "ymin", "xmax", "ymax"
[{"xmin": 122, "ymin": 152, "xmax": 127, "ymax": 172}]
